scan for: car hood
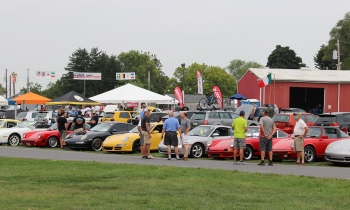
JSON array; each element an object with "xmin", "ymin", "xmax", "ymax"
[
  {"xmin": 235, "ymin": 105, "xmax": 253, "ymax": 119},
  {"xmin": 209, "ymin": 138, "xmax": 233, "ymax": 148},
  {"xmin": 103, "ymin": 133, "xmax": 139, "ymax": 144},
  {"xmin": 65, "ymin": 131, "xmax": 106, "ymax": 141},
  {"xmin": 327, "ymin": 139, "xmax": 350, "ymax": 150},
  {"xmin": 24, "ymin": 129, "xmax": 52, "ymax": 137},
  {"xmin": 272, "ymin": 138, "xmax": 293, "ymax": 149},
  {"xmin": 0, "ymin": 127, "xmax": 29, "ymax": 134}
]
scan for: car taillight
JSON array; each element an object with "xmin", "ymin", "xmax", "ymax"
[
  {"xmin": 286, "ymin": 123, "xmax": 292, "ymax": 127},
  {"xmin": 330, "ymin": 122, "xmax": 340, "ymax": 127},
  {"xmin": 203, "ymin": 120, "xmax": 208, "ymax": 125},
  {"xmin": 23, "ymin": 118, "xmax": 27, "ymax": 121}
]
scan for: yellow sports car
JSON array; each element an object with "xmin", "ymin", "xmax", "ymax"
[
  {"xmin": 102, "ymin": 122, "xmax": 164, "ymax": 153},
  {"xmin": 0, "ymin": 119, "xmax": 20, "ymax": 129}
]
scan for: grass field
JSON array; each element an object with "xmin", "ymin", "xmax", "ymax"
[{"xmin": 0, "ymin": 157, "xmax": 349, "ymax": 210}]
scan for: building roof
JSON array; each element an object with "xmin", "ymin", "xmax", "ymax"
[
  {"xmin": 167, "ymin": 94, "xmax": 204, "ymax": 103},
  {"xmin": 248, "ymin": 68, "xmax": 350, "ymax": 83}
]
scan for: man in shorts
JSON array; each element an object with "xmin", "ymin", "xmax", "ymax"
[
  {"xmin": 161, "ymin": 111, "xmax": 182, "ymax": 160},
  {"xmin": 180, "ymin": 112, "xmax": 191, "ymax": 161},
  {"xmin": 293, "ymin": 113, "xmax": 309, "ymax": 166},
  {"xmin": 138, "ymin": 116, "xmax": 146, "ymax": 159},
  {"xmin": 56, "ymin": 110, "xmax": 68, "ymax": 149},
  {"xmin": 141, "ymin": 108, "xmax": 154, "ymax": 159},
  {"xmin": 258, "ymin": 109, "xmax": 276, "ymax": 166},
  {"xmin": 232, "ymin": 110, "xmax": 248, "ymax": 165}
]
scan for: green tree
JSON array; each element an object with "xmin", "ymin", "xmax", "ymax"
[
  {"xmin": 0, "ymin": 84, "xmax": 6, "ymax": 95},
  {"xmin": 166, "ymin": 63, "xmax": 236, "ymax": 98},
  {"xmin": 227, "ymin": 59, "xmax": 263, "ymax": 81},
  {"xmin": 266, "ymin": 45, "xmax": 306, "ymax": 69},
  {"xmin": 20, "ymin": 82, "xmax": 42, "ymax": 94},
  {"xmin": 315, "ymin": 12, "xmax": 350, "ymax": 70}
]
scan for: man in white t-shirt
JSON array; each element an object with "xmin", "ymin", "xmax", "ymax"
[
  {"xmin": 293, "ymin": 113, "xmax": 309, "ymax": 166},
  {"xmin": 94, "ymin": 105, "xmax": 100, "ymax": 115}
]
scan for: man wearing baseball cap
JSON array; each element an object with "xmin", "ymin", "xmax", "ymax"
[
  {"xmin": 141, "ymin": 108, "xmax": 154, "ymax": 159},
  {"xmin": 258, "ymin": 109, "xmax": 276, "ymax": 166},
  {"xmin": 232, "ymin": 110, "xmax": 248, "ymax": 165}
]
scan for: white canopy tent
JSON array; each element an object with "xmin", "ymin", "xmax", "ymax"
[
  {"xmin": 90, "ymin": 83, "xmax": 174, "ymax": 103},
  {"xmin": 0, "ymin": 96, "xmax": 9, "ymax": 106},
  {"xmin": 156, "ymin": 95, "xmax": 178, "ymax": 105}
]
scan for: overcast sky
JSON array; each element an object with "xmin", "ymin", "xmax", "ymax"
[{"xmin": 1, "ymin": 0, "xmax": 349, "ymax": 94}]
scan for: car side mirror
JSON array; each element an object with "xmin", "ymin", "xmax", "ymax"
[
  {"xmin": 212, "ymin": 133, "xmax": 219, "ymax": 137},
  {"xmin": 110, "ymin": 130, "xmax": 118, "ymax": 134},
  {"xmin": 321, "ymin": 135, "xmax": 328, "ymax": 139},
  {"xmin": 152, "ymin": 130, "xmax": 159, "ymax": 134}
]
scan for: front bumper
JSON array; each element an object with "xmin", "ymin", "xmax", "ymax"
[
  {"xmin": 207, "ymin": 148, "xmax": 234, "ymax": 158},
  {"xmin": 102, "ymin": 142, "xmax": 133, "ymax": 152},
  {"xmin": 325, "ymin": 151, "xmax": 350, "ymax": 163},
  {"xmin": 273, "ymin": 150, "xmax": 297, "ymax": 159},
  {"xmin": 63, "ymin": 141, "xmax": 89, "ymax": 149},
  {"xmin": 21, "ymin": 138, "xmax": 46, "ymax": 147},
  {"xmin": 158, "ymin": 144, "xmax": 184, "ymax": 155}
]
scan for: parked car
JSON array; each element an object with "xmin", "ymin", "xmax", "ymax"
[
  {"xmin": 273, "ymin": 113, "xmax": 318, "ymax": 134},
  {"xmin": 162, "ymin": 111, "xmax": 196, "ymax": 124},
  {"xmin": 64, "ymin": 122, "xmax": 135, "ymax": 151},
  {"xmin": 34, "ymin": 111, "xmax": 58, "ymax": 123},
  {"xmin": 206, "ymin": 127, "xmax": 289, "ymax": 159},
  {"xmin": 0, "ymin": 119, "xmax": 20, "ymax": 128},
  {"xmin": 280, "ymin": 108, "xmax": 307, "ymax": 113},
  {"xmin": 235, "ymin": 105, "xmax": 261, "ymax": 126},
  {"xmin": 0, "ymin": 121, "xmax": 47, "ymax": 146},
  {"xmin": 325, "ymin": 139, "xmax": 350, "ymax": 164},
  {"xmin": 190, "ymin": 110, "xmax": 238, "ymax": 129},
  {"xmin": 16, "ymin": 111, "xmax": 39, "ymax": 121},
  {"xmin": 273, "ymin": 126, "xmax": 349, "ymax": 162},
  {"xmin": 315, "ymin": 112, "xmax": 350, "ymax": 134},
  {"xmin": 0, "ymin": 109, "xmax": 25, "ymax": 119},
  {"xmin": 102, "ymin": 111, "xmax": 137, "ymax": 123},
  {"xmin": 102, "ymin": 122, "xmax": 164, "ymax": 153},
  {"xmin": 21, "ymin": 121, "xmax": 90, "ymax": 148},
  {"xmin": 158, "ymin": 125, "xmax": 233, "ymax": 158}
]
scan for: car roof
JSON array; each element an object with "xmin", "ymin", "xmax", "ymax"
[
  {"xmin": 320, "ymin": 112, "xmax": 350, "ymax": 115},
  {"xmin": 195, "ymin": 124, "xmax": 231, "ymax": 129}
]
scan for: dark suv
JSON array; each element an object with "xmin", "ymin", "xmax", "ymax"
[
  {"xmin": 315, "ymin": 112, "xmax": 350, "ymax": 134},
  {"xmin": 189, "ymin": 111, "xmax": 238, "ymax": 128}
]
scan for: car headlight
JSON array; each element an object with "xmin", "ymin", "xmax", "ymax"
[
  {"xmin": 122, "ymin": 136, "xmax": 129, "ymax": 143},
  {"xmin": 104, "ymin": 136, "xmax": 110, "ymax": 142},
  {"xmin": 65, "ymin": 134, "xmax": 71, "ymax": 139},
  {"xmin": 207, "ymin": 140, "xmax": 212, "ymax": 147},
  {"xmin": 38, "ymin": 134, "xmax": 41, "ymax": 139},
  {"xmin": 81, "ymin": 134, "xmax": 87, "ymax": 141},
  {"xmin": 230, "ymin": 141, "xmax": 234, "ymax": 148},
  {"xmin": 290, "ymin": 142, "xmax": 294, "ymax": 148},
  {"xmin": 23, "ymin": 133, "xmax": 26, "ymax": 138},
  {"xmin": 326, "ymin": 142, "xmax": 336, "ymax": 152}
]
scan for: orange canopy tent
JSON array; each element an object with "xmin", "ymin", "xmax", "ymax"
[{"xmin": 12, "ymin": 92, "xmax": 51, "ymax": 104}]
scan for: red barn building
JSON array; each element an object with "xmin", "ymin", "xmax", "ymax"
[{"xmin": 238, "ymin": 68, "xmax": 350, "ymax": 112}]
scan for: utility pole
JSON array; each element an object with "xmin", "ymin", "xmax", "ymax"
[
  {"xmin": 5, "ymin": 69, "xmax": 7, "ymax": 98},
  {"xmin": 9, "ymin": 75, "xmax": 11, "ymax": 97},
  {"xmin": 27, "ymin": 68, "xmax": 30, "ymax": 92},
  {"xmin": 337, "ymin": 39, "xmax": 341, "ymax": 70},
  {"xmin": 148, "ymin": 71, "xmax": 150, "ymax": 90},
  {"xmin": 181, "ymin": 63, "xmax": 185, "ymax": 105},
  {"xmin": 83, "ymin": 79, "xmax": 86, "ymax": 97}
]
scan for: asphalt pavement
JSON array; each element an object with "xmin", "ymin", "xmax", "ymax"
[{"xmin": 1, "ymin": 146, "xmax": 350, "ymax": 179}]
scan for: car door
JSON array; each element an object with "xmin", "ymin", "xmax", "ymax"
[
  {"xmin": 111, "ymin": 123, "xmax": 130, "ymax": 135},
  {"xmin": 318, "ymin": 128, "xmax": 338, "ymax": 155},
  {"xmin": 208, "ymin": 112, "xmax": 220, "ymax": 125},
  {"xmin": 219, "ymin": 112, "xmax": 233, "ymax": 127},
  {"xmin": 118, "ymin": 112, "xmax": 131, "ymax": 123},
  {"xmin": 150, "ymin": 124, "xmax": 163, "ymax": 150}
]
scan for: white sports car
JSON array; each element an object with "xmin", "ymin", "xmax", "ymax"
[{"xmin": 0, "ymin": 121, "xmax": 46, "ymax": 146}]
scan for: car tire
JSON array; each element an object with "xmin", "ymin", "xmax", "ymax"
[
  {"xmin": 132, "ymin": 140, "xmax": 141, "ymax": 153},
  {"xmin": 190, "ymin": 143, "xmax": 204, "ymax": 158},
  {"xmin": 8, "ymin": 134, "xmax": 20, "ymax": 146},
  {"xmin": 304, "ymin": 146, "xmax": 316, "ymax": 163},
  {"xmin": 46, "ymin": 137, "xmax": 58, "ymax": 148},
  {"xmin": 244, "ymin": 145, "xmax": 254, "ymax": 160},
  {"xmin": 91, "ymin": 138, "xmax": 103, "ymax": 151}
]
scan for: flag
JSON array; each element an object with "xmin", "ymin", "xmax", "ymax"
[
  {"xmin": 212, "ymin": 85, "xmax": 223, "ymax": 109},
  {"xmin": 51, "ymin": 72, "xmax": 56, "ymax": 78},
  {"xmin": 258, "ymin": 73, "xmax": 272, "ymax": 88},
  {"xmin": 174, "ymin": 86, "xmax": 184, "ymax": 108},
  {"xmin": 196, "ymin": 70, "xmax": 203, "ymax": 94}
]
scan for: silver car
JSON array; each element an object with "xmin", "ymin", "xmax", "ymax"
[
  {"xmin": 325, "ymin": 137, "xmax": 350, "ymax": 164},
  {"xmin": 158, "ymin": 125, "xmax": 233, "ymax": 158}
]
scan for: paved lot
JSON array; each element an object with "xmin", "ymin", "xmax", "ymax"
[{"xmin": 1, "ymin": 146, "xmax": 350, "ymax": 179}]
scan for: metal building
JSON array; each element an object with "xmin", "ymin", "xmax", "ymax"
[{"xmin": 238, "ymin": 68, "xmax": 350, "ymax": 112}]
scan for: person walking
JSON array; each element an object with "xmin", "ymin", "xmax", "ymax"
[
  {"xmin": 137, "ymin": 117, "xmax": 146, "ymax": 159},
  {"xmin": 180, "ymin": 112, "xmax": 191, "ymax": 161},
  {"xmin": 258, "ymin": 109, "xmax": 276, "ymax": 166},
  {"xmin": 293, "ymin": 113, "xmax": 309, "ymax": 166},
  {"xmin": 268, "ymin": 105, "xmax": 274, "ymax": 118},
  {"xmin": 141, "ymin": 108, "xmax": 154, "ymax": 159},
  {"xmin": 274, "ymin": 104, "xmax": 279, "ymax": 115},
  {"xmin": 72, "ymin": 111, "xmax": 86, "ymax": 133},
  {"xmin": 250, "ymin": 102, "xmax": 259, "ymax": 121},
  {"xmin": 56, "ymin": 110, "xmax": 68, "ymax": 149},
  {"xmin": 87, "ymin": 111, "xmax": 98, "ymax": 128},
  {"xmin": 161, "ymin": 111, "xmax": 182, "ymax": 160},
  {"xmin": 232, "ymin": 110, "xmax": 248, "ymax": 165}
]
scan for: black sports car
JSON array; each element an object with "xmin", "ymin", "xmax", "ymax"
[{"xmin": 63, "ymin": 122, "xmax": 135, "ymax": 151}]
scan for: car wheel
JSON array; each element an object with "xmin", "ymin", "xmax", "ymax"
[
  {"xmin": 132, "ymin": 140, "xmax": 141, "ymax": 153},
  {"xmin": 304, "ymin": 146, "xmax": 316, "ymax": 163},
  {"xmin": 8, "ymin": 134, "xmax": 20, "ymax": 146},
  {"xmin": 46, "ymin": 137, "xmax": 58, "ymax": 148},
  {"xmin": 244, "ymin": 145, "xmax": 254, "ymax": 160},
  {"xmin": 190, "ymin": 143, "xmax": 204, "ymax": 158},
  {"xmin": 91, "ymin": 138, "xmax": 103, "ymax": 151}
]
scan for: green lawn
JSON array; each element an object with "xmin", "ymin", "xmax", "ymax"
[{"xmin": 0, "ymin": 157, "xmax": 349, "ymax": 210}]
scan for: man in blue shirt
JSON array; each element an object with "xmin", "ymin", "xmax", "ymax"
[
  {"xmin": 161, "ymin": 111, "xmax": 182, "ymax": 160},
  {"xmin": 139, "ymin": 102, "xmax": 146, "ymax": 117}
]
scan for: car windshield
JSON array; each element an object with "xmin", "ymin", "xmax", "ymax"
[
  {"xmin": 189, "ymin": 126, "xmax": 215, "ymax": 137},
  {"xmin": 17, "ymin": 112, "xmax": 27, "ymax": 118},
  {"xmin": 91, "ymin": 123, "xmax": 114, "ymax": 132},
  {"xmin": 191, "ymin": 113, "xmax": 206, "ymax": 120},
  {"xmin": 104, "ymin": 113, "xmax": 114, "ymax": 118},
  {"xmin": 49, "ymin": 124, "xmax": 57, "ymax": 130},
  {"xmin": 316, "ymin": 116, "xmax": 336, "ymax": 122},
  {"xmin": 339, "ymin": 130, "xmax": 349, "ymax": 138},
  {"xmin": 246, "ymin": 127, "xmax": 260, "ymax": 137},
  {"xmin": 273, "ymin": 114, "xmax": 290, "ymax": 122},
  {"xmin": 16, "ymin": 121, "xmax": 35, "ymax": 128},
  {"xmin": 231, "ymin": 113, "xmax": 239, "ymax": 120},
  {"xmin": 130, "ymin": 124, "xmax": 154, "ymax": 133},
  {"xmin": 306, "ymin": 127, "xmax": 322, "ymax": 138},
  {"xmin": 36, "ymin": 112, "xmax": 48, "ymax": 118}
]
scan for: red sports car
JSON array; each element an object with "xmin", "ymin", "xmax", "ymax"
[
  {"xmin": 21, "ymin": 122, "xmax": 90, "ymax": 148},
  {"xmin": 273, "ymin": 113, "xmax": 317, "ymax": 134},
  {"xmin": 207, "ymin": 127, "xmax": 290, "ymax": 160},
  {"xmin": 273, "ymin": 126, "xmax": 350, "ymax": 162}
]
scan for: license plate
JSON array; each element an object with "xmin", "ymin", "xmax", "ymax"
[
  {"xmin": 193, "ymin": 122, "xmax": 198, "ymax": 125},
  {"xmin": 26, "ymin": 143, "xmax": 31, "ymax": 146},
  {"xmin": 62, "ymin": 142, "xmax": 66, "ymax": 146}
]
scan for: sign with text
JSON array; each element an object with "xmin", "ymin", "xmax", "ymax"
[
  {"xmin": 116, "ymin": 72, "xmax": 135, "ymax": 80},
  {"xmin": 11, "ymin": 73, "xmax": 17, "ymax": 83},
  {"xmin": 36, "ymin": 71, "xmax": 56, "ymax": 78},
  {"xmin": 73, "ymin": 72, "xmax": 101, "ymax": 80},
  {"xmin": 126, "ymin": 102, "xmax": 139, "ymax": 108}
]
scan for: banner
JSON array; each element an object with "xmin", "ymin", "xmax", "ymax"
[
  {"xmin": 174, "ymin": 86, "xmax": 184, "ymax": 108},
  {"xmin": 126, "ymin": 102, "xmax": 139, "ymax": 108},
  {"xmin": 73, "ymin": 72, "xmax": 101, "ymax": 80},
  {"xmin": 116, "ymin": 72, "xmax": 135, "ymax": 80},
  {"xmin": 212, "ymin": 85, "xmax": 223, "ymax": 109},
  {"xmin": 196, "ymin": 70, "xmax": 203, "ymax": 94},
  {"xmin": 36, "ymin": 71, "xmax": 56, "ymax": 78}
]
